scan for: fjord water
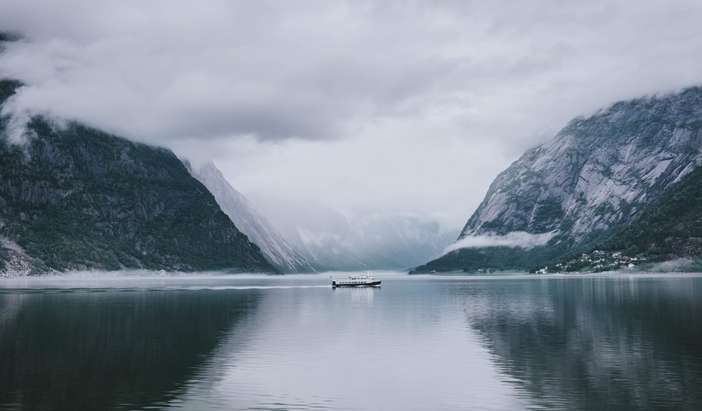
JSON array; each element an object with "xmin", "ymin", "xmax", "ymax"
[{"xmin": 1, "ymin": 274, "xmax": 701, "ymax": 410}]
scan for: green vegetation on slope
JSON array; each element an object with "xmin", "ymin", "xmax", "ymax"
[
  {"xmin": 605, "ymin": 164, "xmax": 702, "ymax": 259},
  {"xmin": 0, "ymin": 79, "xmax": 275, "ymax": 274},
  {"xmin": 543, "ymin": 164, "xmax": 702, "ymax": 272}
]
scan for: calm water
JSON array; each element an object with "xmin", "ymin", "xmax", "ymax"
[{"xmin": 1, "ymin": 273, "xmax": 702, "ymax": 410}]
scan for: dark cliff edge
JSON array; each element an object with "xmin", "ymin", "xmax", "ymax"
[{"xmin": 0, "ymin": 79, "xmax": 276, "ymax": 275}]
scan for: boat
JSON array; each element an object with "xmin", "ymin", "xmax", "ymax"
[{"xmin": 331, "ymin": 273, "xmax": 381, "ymax": 288}]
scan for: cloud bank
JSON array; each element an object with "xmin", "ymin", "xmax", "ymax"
[
  {"xmin": 443, "ymin": 231, "xmax": 556, "ymax": 255},
  {"xmin": 2, "ymin": 1, "xmax": 702, "ymax": 228}
]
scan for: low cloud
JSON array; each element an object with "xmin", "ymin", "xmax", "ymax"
[
  {"xmin": 443, "ymin": 231, "xmax": 556, "ymax": 255},
  {"xmin": 647, "ymin": 258, "xmax": 699, "ymax": 273},
  {"xmin": 0, "ymin": 100, "xmax": 32, "ymax": 144},
  {"xmin": 2, "ymin": 1, "xmax": 702, "ymax": 228}
]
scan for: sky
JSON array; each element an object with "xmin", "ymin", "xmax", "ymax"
[{"xmin": 2, "ymin": 0, "xmax": 702, "ymax": 230}]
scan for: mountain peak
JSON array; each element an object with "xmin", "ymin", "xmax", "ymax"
[{"xmin": 415, "ymin": 85, "xmax": 702, "ymax": 273}]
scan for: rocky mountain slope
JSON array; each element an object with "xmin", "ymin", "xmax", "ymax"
[
  {"xmin": 190, "ymin": 162, "xmax": 315, "ymax": 273},
  {"xmin": 552, "ymin": 162, "xmax": 702, "ymax": 272},
  {"xmin": 606, "ymin": 163, "xmax": 702, "ymax": 261},
  {"xmin": 415, "ymin": 86, "xmax": 702, "ymax": 273},
  {"xmin": 0, "ymin": 79, "xmax": 274, "ymax": 275}
]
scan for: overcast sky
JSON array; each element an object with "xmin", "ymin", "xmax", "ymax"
[{"xmin": 2, "ymin": 0, "xmax": 702, "ymax": 228}]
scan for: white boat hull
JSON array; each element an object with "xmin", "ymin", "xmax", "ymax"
[{"xmin": 331, "ymin": 280, "xmax": 382, "ymax": 288}]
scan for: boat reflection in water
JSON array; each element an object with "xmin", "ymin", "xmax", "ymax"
[{"xmin": 331, "ymin": 273, "xmax": 382, "ymax": 288}]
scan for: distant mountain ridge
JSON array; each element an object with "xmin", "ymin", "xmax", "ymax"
[
  {"xmin": 263, "ymin": 201, "xmax": 458, "ymax": 271},
  {"xmin": 190, "ymin": 162, "xmax": 316, "ymax": 273},
  {"xmin": 414, "ymin": 86, "xmax": 702, "ymax": 273},
  {"xmin": 0, "ymin": 79, "xmax": 274, "ymax": 275}
]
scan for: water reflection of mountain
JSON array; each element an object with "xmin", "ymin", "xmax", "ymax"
[
  {"xmin": 460, "ymin": 277, "xmax": 702, "ymax": 410},
  {"xmin": 0, "ymin": 289, "xmax": 260, "ymax": 411}
]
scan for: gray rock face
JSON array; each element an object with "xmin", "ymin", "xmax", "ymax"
[
  {"xmin": 0, "ymin": 79, "xmax": 275, "ymax": 275},
  {"xmin": 465, "ymin": 87, "xmax": 702, "ymax": 242},
  {"xmin": 552, "ymin": 159, "xmax": 702, "ymax": 272},
  {"xmin": 190, "ymin": 162, "xmax": 315, "ymax": 273},
  {"xmin": 417, "ymin": 86, "xmax": 702, "ymax": 272}
]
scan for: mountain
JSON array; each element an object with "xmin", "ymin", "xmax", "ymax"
[
  {"xmin": 552, "ymin": 162, "xmax": 702, "ymax": 272},
  {"xmin": 414, "ymin": 86, "xmax": 702, "ymax": 273},
  {"xmin": 606, "ymin": 163, "xmax": 702, "ymax": 260},
  {"xmin": 263, "ymin": 203, "xmax": 375, "ymax": 271},
  {"xmin": 260, "ymin": 200, "xmax": 458, "ymax": 271},
  {"xmin": 189, "ymin": 162, "xmax": 315, "ymax": 273},
  {"xmin": 0, "ymin": 79, "xmax": 275, "ymax": 275}
]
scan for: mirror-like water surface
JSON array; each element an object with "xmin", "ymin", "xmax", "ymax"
[{"xmin": 1, "ymin": 273, "xmax": 701, "ymax": 410}]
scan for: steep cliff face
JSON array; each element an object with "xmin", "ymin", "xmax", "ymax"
[
  {"xmin": 552, "ymin": 163, "xmax": 702, "ymax": 272},
  {"xmin": 606, "ymin": 163, "xmax": 702, "ymax": 260},
  {"xmin": 0, "ymin": 79, "xmax": 275, "ymax": 275},
  {"xmin": 415, "ymin": 86, "xmax": 702, "ymax": 273},
  {"xmin": 190, "ymin": 162, "xmax": 315, "ymax": 273}
]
